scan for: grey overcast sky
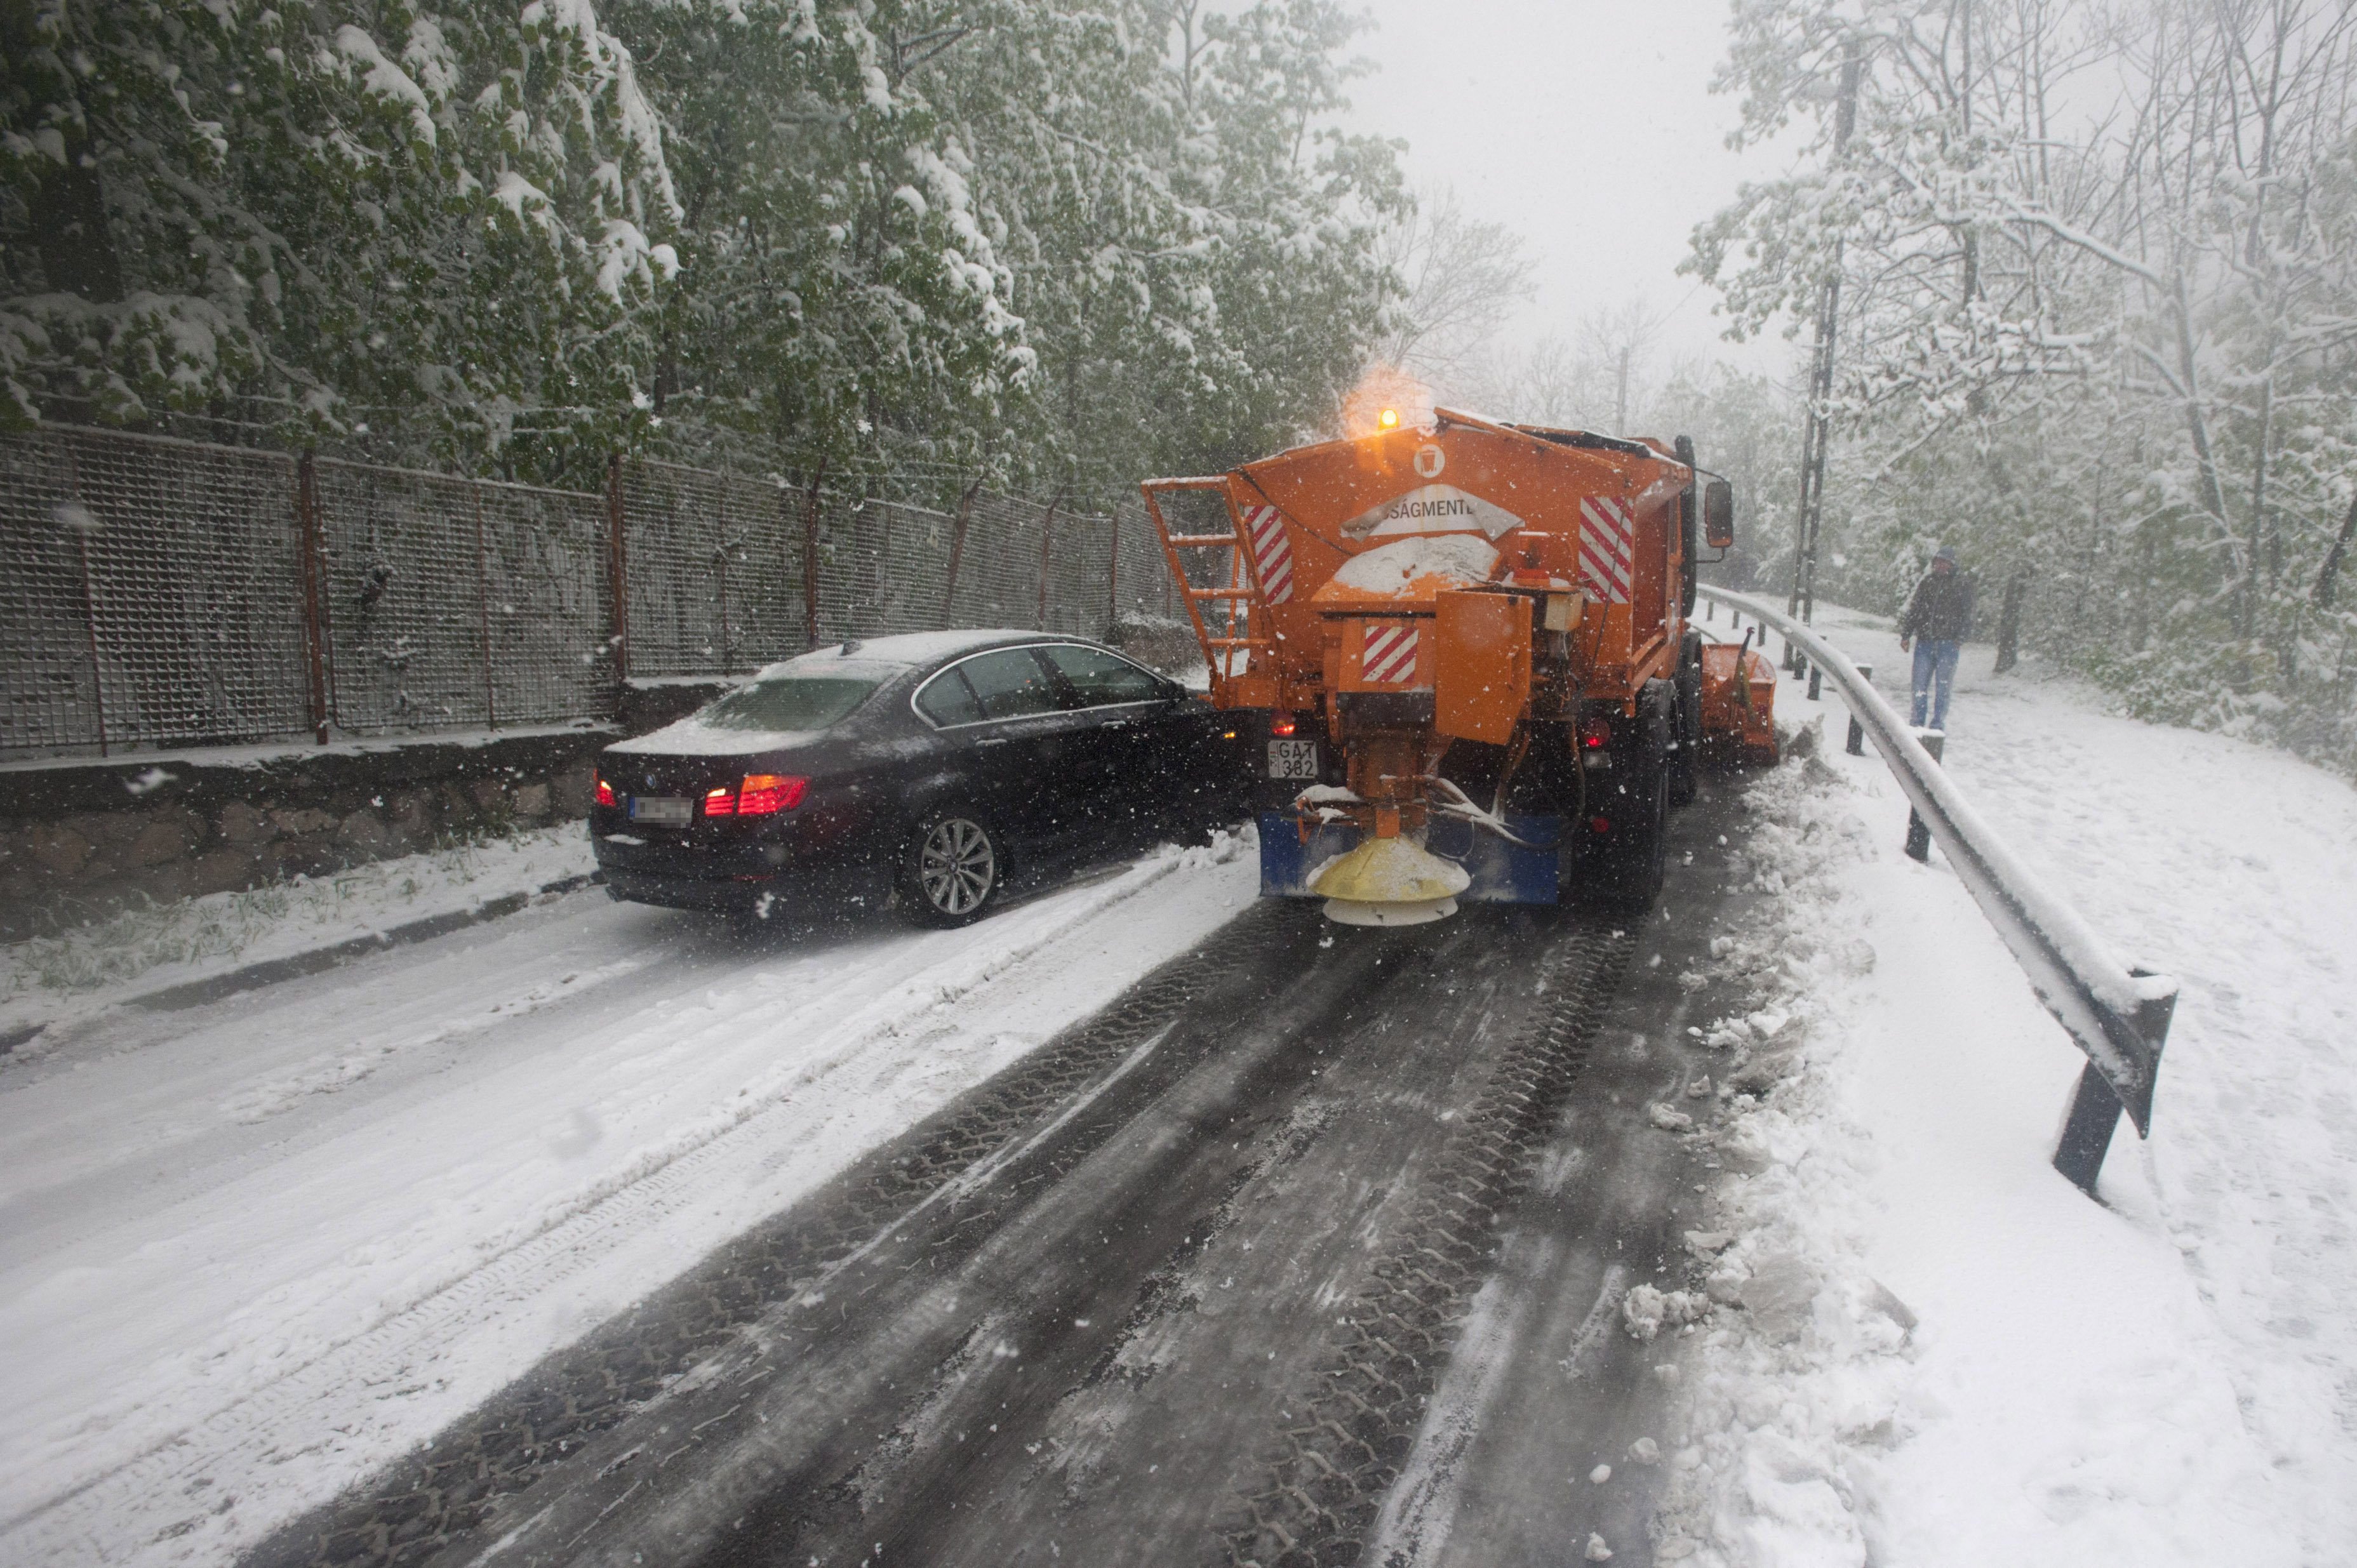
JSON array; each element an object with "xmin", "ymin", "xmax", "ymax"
[{"xmin": 1337, "ymin": 0, "xmax": 1796, "ymax": 380}]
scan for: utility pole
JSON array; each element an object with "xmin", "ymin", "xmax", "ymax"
[{"xmin": 1791, "ymin": 44, "xmax": 1862, "ymax": 625}]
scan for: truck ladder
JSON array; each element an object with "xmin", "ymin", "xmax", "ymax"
[{"xmin": 1138, "ymin": 477, "xmax": 1276, "ymax": 691}]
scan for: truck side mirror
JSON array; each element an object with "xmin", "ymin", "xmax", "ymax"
[{"xmin": 1703, "ymin": 479, "xmax": 1735, "ymax": 550}]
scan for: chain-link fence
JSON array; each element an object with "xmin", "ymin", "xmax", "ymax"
[{"xmin": 0, "ymin": 425, "xmax": 1184, "ymax": 759}]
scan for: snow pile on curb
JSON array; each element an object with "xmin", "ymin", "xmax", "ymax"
[
  {"xmin": 1, "ymin": 826, "xmax": 594, "ymax": 1039},
  {"xmin": 1641, "ymin": 726, "xmax": 2301, "ymax": 1565}
]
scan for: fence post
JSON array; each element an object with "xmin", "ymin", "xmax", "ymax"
[
  {"xmin": 605, "ymin": 454, "xmax": 629, "ymax": 684},
  {"xmin": 1108, "ymin": 512, "xmax": 1122, "ymax": 630},
  {"xmin": 297, "ymin": 451, "xmax": 331, "ymax": 743},
  {"xmin": 1037, "ymin": 490, "xmax": 1062, "ymax": 630},
  {"xmin": 716, "ymin": 548, "xmax": 733, "ymax": 672},
  {"xmin": 62, "ymin": 441, "xmax": 109, "ymax": 757},
  {"xmin": 1904, "ymin": 728, "xmax": 1944, "ymax": 860},
  {"xmin": 1846, "ymin": 663, "xmax": 1873, "ymax": 754},
  {"xmin": 473, "ymin": 483, "xmax": 497, "ymax": 730},
  {"xmin": 802, "ymin": 465, "xmax": 826, "ymax": 650},
  {"xmin": 942, "ymin": 479, "xmax": 979, "ymax": 628}
]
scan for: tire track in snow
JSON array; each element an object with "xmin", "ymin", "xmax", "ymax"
[{"xmin": 0, "ymin": 853, "xmax": 1213, "ymax": 1568}]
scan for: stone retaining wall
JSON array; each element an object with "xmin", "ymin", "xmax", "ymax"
[{"xmin": 0, "ymin": 728, "xmax": 615, "ymax": 940}]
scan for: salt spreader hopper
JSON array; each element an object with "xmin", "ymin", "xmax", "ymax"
[{"xmin": 1142, "ymin": 407, "xmax": 1778, "ymax": 924}]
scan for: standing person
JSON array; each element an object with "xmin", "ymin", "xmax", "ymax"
[{"xmin": 1899, "ymin": 545, "xmax": 1974, "ymax": 730}]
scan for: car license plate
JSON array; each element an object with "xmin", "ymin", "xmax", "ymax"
[
  {"xmin": 629, "ymin": 795, "xmax": 692, "ymax": 825},
  {"xmin": 1268, "ymin": 739, "xmax": 1319, "ymax": 780}
]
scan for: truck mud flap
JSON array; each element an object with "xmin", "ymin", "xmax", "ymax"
[{"xmin": 1257, "ymin": 811, "xmax": 1561, "ymax": 904}]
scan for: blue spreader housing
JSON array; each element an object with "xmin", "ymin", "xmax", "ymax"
[{"xmin": 1257, "ymin": 812, "xmax": 1562, "ymax": 905}]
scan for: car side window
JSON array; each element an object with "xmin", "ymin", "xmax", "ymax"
[
  {"xmin": 913, "ymin": 668, "xmax": 985, "ymax": 727},
  {"xmin": 1041, "ymin": 644, "xmax": 1166, "ymax": 708},
  {"xmin": 952, "ymin": 648, "xmax": 1063, "ymax": 721}
]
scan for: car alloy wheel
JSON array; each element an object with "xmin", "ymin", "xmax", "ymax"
[{"xmin": 918, "ymin": 816, "xmax": 997, "ymax": 917}]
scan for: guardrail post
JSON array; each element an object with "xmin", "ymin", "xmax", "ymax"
[
  {"xmin": 1904, "ymin": 728, "xmax": 1943, "ymax": 860},
  {"xmin": 1846, "ymin": 663, "xmax": 1872, "ymax": 754},
  {"xmin": 2053, "ymin": 975, "xmax": 2177, "ymax": 1195},
  {"xmin": 1808, "ymin": 662, "xmax": 1822, "ymax": 701}
]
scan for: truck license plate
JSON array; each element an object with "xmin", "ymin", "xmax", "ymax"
[
  {"xmin": 629, "ymin": 796, "xmax": 692, "ymax": 825},
  {"xmin": 1267, "ymin": 740, "xmax": 1319, "ymax": 780}
]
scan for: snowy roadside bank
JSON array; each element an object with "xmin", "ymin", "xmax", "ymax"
[
  {"xmin": 0, "ymin": 831, "xmax": 1259, "ymax": 1567},
  {"xmin": 1638, "ymin": 611, "xmax": 2347, "ymax": 1565},
  {"xmin": 1, "ymin": 826, "xmax": 599, "ymax": 1044}
]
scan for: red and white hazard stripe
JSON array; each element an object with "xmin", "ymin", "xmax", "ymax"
[
  {"xmin": 1242, "ymin": 503, "xmax": 1295, "ymax": 603},
  {"xmin": 1361, "ymin": 622, "xmax": 1420, "ymax": 684},
  {"xmin": 1578, "ymin": 496, "xmax": 1636, "ymax": 604}
]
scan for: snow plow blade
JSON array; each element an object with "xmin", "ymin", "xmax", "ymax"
[{"xmin": 1699, "ymin": 641, "xmax": 1780, "ymax": 764}]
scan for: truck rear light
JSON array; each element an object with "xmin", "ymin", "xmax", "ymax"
[
  {"xmin": 704, "ymin": 786, "xmax": 737, "ymax": 817},
  {"xmin": 735, "ymin": 774, "xmax": 806, "ymax": 815},
  {"xmin": 1271, "ymin": 710, "xmax": 1297, "ymax": 738},
  {"xmin": 595, "ymin": 773, "xmax": 615, "ymax": 807},
  {"xmin": 1580, "ymin": 716, "xmax": 1613, "ymax": 749}
]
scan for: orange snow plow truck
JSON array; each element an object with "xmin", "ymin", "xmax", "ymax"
[{"xmin": 1143, "ymin": 406, "xmax": 1777, "ymax": 926}]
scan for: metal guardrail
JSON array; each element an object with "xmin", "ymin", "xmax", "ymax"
[{"xmin": 1698, "ymin": 585, "xmax": 2179, "ymax": 1198}]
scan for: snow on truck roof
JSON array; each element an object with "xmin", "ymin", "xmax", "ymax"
[{"xmin": 749, "ymin": 628, "xmax": 1062, "ymax": 681}]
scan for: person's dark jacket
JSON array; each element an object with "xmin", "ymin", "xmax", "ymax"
[{"xmin": 1900, "ymin": 569, "xmax": 1975, "ymax": 643}]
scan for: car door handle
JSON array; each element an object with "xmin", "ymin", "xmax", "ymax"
[{"xmin": 977, "ymin": 736, "xmax": 1013, "ymax": 748}]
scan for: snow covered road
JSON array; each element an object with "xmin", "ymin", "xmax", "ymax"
[
  {"xmin": 10, "ymin": 625, "xmax": 2353, "ymax": 1568},
  {"xmin": 0, "ymin": 837, "xmax": 1257, "ymax": 1566}
]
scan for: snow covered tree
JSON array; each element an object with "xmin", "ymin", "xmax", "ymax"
[
  {"xmin": 1, "ymin": 0, "xmax": 682, "ymax": 481},
  {"xmin": 1689, "ymin": 0, "xmax": 2357, "ymax": 776}
]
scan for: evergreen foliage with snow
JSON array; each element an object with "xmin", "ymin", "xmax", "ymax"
[{"xmin": 0, "ymin": 0, "xmax": 1402, "ymax": 500}]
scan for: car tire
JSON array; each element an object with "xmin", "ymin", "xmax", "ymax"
[{"xmin": 895, "ymin": 811, "xmax": 1003, "ymax": 927}]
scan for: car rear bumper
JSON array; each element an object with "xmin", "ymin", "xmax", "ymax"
[
  {"xmin": 591, "ymin": 823, "xmax": 881, "ymax": 914},
  {"xmin": 602, "ymin": 867, "xmax": 779, "ymax": 913}
]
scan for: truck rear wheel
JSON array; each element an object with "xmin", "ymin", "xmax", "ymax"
[
  {"xmin": 1668, "ymin": 634, "xmax": 1702, "ymax": 808},
  {"xmin": 1581, "ymin": 682, "xmax": 1671, "ymax": 912}
]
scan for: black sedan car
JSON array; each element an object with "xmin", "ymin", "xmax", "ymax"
[{"xmin": 591, "ymin": 630, "xmax": 1250, "ymax": 925}]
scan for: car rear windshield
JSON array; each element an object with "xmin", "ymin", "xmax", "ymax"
[{"xmin": 695, "ymin": 675, "xmax": 881, "ymax": 733}]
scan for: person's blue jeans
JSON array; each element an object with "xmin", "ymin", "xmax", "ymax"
[{"xmin": 1911, "ymin": 639, "xmax": 1961, "ymax": 729}]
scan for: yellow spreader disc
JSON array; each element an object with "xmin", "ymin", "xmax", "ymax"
[{"xmin": 1310, "ymin": 836, "xmax": 1472, "ymax": 926}]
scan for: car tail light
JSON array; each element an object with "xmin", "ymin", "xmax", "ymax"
[
  {"xmin": 1590, "ymin": 814, "xmax": 1612, "ymax": 834},
  {"xmin": 595, "ymin": 773, "xmax": 615, "ymax": 807},
  {"xmin": 1580, "ymin": 715, "xmax": 1613, "ymax": 750},
  {"xmin": 703, "ymin": 786, "xmax": 737, "ymax": 817},
  {"xmin": 735, "ymin": 774, "xmax": 806, "ymax": 816},
  {"xmin": 1271, "ymin": 710, "xmax": 1297, "ymax": 738}
]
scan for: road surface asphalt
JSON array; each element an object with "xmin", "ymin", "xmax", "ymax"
[{"xmin": 248, "ymin": 769, "xmax": 1775, "ymax": 1568}]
